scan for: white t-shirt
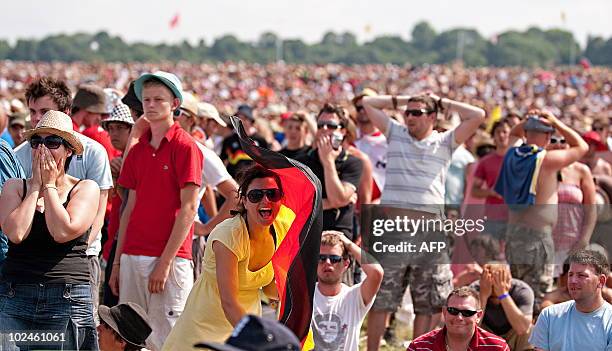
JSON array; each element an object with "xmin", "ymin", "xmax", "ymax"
[
  {"xmin": 381, "ymin": 120, "xmax": 458, "ymax": 215},
  {"xmin": 355, "ymin": 131, "xmax": 388, "ymax": 193},
  {"xmin": 529, "ymin": 300, "xmax": 612, "ymax": 351},
  {"xmin": 195, "ymin": 141, "xmax": 232, "ymax": 200},
  {"xmin": 15, "ymin": 133, "xmax": 113, "ymax": 256},
  {"xmin": 311, "ymin": 282, "xmax": 374, "ymax": 351}
]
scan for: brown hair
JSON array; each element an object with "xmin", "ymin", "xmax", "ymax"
[
  {"xmin": 25, "ymin": 77, "xmax": 72, "ymax": 113},
  {"xmin": 406, "ymin": 94, "xmax": 438, "ymax": 113},
  {"xmin": 321, "ymin": 231, "xmax": 349, "ymax": 259},
  {"xmin": 446, "ymin": 286, "xmax": 481, "ymax": 309},
  {"xmin": 568, "ymin": 249, "xmax": 610, "ymax": 276},
  {"xmin": 317, "ymin": 103, "xmax": 349, "ymax": 128},
  {"xmin": 491, "ymin": 118, "xmax": 511, "ymax": 136},
  {"xmin": 231, "ymin": 163, "xmax": 283, "ymax": 216}
]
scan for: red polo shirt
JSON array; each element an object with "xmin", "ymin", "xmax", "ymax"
[
  {"xmin": 407, "ymin": 326, "xmax": 509, "ymax": 351},
  {"xmin": 118, "ymin": 122, "xmax": 203, "ymax": 259}
]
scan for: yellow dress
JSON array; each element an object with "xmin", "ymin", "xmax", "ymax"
[{"xmin": 162, "ymin": 215, "xmax": 289, "ymax": 350}]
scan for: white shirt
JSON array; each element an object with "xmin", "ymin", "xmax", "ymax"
[
  {"xmin": 311, "ymin": 283, "xmax": 374, "ymax": 351},
  {"xmin": 355, "ymin": 131, "xmax": 388, "ymax": 193}
]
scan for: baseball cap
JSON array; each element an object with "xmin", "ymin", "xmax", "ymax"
[
  {"xmin": 134, "ymin": 71, "xmax": 183, "ymax": 104},
  {"xmin": 194, "ymin": 315, "xmax": 300, "ymax": 351},
  {"xmin": 235, "ymin": 104, "xmax": 254, "ymax": 121},
  {"xmin": 524, "ymin": 116, "xmax": 555, "ymax": 133},
  {"xmin": 73, "ymin": 84, "xmax": 111, "ymax": 114},
  {"xmin": 583, "ymin": 131, "xmax": 608, "ymax": 151},
  {"xmin": 121, "ymin": 81, "xmax": 144, "ymax": 114},
  {"xmin": 197, "ymin": 102, "xmax": 227, "ymax": 127},
  {"xmin": 9, "ymin": 112, "xmax": 27, "ymax": 128}
]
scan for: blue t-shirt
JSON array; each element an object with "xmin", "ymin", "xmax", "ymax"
[
  {"xmin": 0, "ymin": 139, "xmax": 25, "ymax": 264},
  {"xmin": 529, "ymin": 300, "xmax": 612, "ymax": 351},
  {"xmin": 0, "ymin": 129, "xmax": 14, "ymax": 148}
]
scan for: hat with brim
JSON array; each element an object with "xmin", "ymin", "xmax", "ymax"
[
  {"xmin": 524, "ymin": 117, "xmax": 555, "ymax": 133},
  {"xmin": 134, "ymin": 71, "xmax": 183, "ymax": 104},
  {"xmin": 98, "ymin": 303, "xmax": 151, "ymax": 349},
  {"xmin": 23, "ymin": 110, "xmax": 84, "ymax": 155},
  {"xmin": 197, "ymin": 102, "xmax": 227, "ymax": 127},
  {"xmin": 583, "ymin": 131, "xmax": 608, "ymax": 151}
]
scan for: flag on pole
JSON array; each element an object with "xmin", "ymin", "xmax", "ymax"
[
  {"xmin": 169, "ymin": 12, "xmax": 180, "ymax": 29},
  {"xmin": 231, "ymin": 116, "xmax": 322, "ymax": 349}
]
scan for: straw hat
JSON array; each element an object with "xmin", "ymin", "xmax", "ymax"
[{"xmin": 23, "ymin": 110, "xmax": 84, "ymax": 155}]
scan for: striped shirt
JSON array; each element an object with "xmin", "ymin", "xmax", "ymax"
[
  {"xmin": 381, "ymin": 120, "xmax": 457, "ymax": 215},
  {"xmin": 407, "ymin": 326, "xmax": 510, "ymax": 351}
]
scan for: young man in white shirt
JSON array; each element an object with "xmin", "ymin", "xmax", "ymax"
[{"xmin": 312, "ymin": 231, "xmax": 384, "ymax": 351}]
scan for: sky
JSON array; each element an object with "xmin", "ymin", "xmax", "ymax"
[{"xmin": 1, "ymin": 0, "xmax": 610, "ymax": 47}]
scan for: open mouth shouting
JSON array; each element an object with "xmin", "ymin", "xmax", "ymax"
[{"xmin": 259, "ymin": 207, "xmax": 274, "ymax": 220}]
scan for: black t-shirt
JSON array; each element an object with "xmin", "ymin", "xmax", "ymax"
[
  {"xmin": 280, "ymin": 146, "xmax": 310, "ymax": 161},
  {"xmin": 296, "ymin": 147, "xmax": 363, "ymax": 239},
  {"xmin": 221, "ymin": 133, "xmax": 269, "ymax": 178},
  {"xmin": 470, "ymin": 278, "xmax": 534, "ymax": 336}
]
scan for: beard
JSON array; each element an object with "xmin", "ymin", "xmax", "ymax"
[{"xmin": 318, "ymin": 273, "xmax": 342, "ymax": 285}]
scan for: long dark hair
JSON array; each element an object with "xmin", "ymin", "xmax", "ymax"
[{"xmin": 231, "ymin": 163, "xmax": 283, "ymax": 216}]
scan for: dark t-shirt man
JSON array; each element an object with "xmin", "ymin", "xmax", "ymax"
[
  {"xmin": 221, "ymin": 133, "xmax": 269, "ymax": 178},
  {"xmin": 296, "ymin": 147, "xmax": 362, "ymax": 239},
  {"xmin": 470, "ymin": 278, "xmax": 534, "ymax": 336},
  {"xmin": 280, "ymin": 145, "xmax": 310, "ymax": 161}
]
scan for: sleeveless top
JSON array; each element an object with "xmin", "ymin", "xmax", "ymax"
[
  {"xmin": 552, "ymin": 183, "xmax": 585, "ymax": 250},
  {"xmin": 1, "ymin": 179, "xmax": 91, "ymax": 284}
]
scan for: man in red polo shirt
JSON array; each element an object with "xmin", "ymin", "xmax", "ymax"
[
  {"xmin": 109, "ymin": 71, "xmax": 203, "ymax": 351},
  {"xmin": 407, "ymin": 287, "xmax": 510, "ymax": 351}
]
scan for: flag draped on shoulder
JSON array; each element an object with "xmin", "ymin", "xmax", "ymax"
[{"xmin": 231, "ymin": 116, "xmax": 322, "ymax": 347}]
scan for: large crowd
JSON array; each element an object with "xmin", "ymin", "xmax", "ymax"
[{"xmin": 0, "ymin": 61, "xmax": 610, "ymax": 351}]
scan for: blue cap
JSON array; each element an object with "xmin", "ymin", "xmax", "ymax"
[
  {"xmin": 134, "ymin": 71, "xmax": 183, "ymax": 104},
  {"xmin": 524, "ymin": 116, "xmax": 555, "ymax": 133}
]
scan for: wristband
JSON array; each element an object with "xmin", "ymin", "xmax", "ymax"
[
  {"xmin": 498, "ymin": 293, "xmax": 510, "ymax": 301},
  {"xmin": 42, "ymin": 184, "xmax": 57, "ymax": 193}
]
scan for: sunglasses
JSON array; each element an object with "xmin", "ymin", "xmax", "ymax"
[
  {"xmin": 30, "ymin": 135, "xmax": 67, "ymax": 150},
  {"xmin": 355, "ymin": 105, "xmax": 364, "ymax": 112},
  {"xmin": 446, "ymin": 307, "xmax": 478, "ymax": 317},
  {"xmin": 550, "ymin": 137, "xmax": 566, "ymax": 144},
  {"xmin": 318, "ymin": 254, "xmax": 343, "ymax": 264},
  {"xmin": 404, "ymin": 108, "xmax": 434, "ymax": 117},
  {"xmin": 317, "ymin": 121, "xmax": 343, "ymax": 130},
  {"xmin": 246, "ymin": 188, "xmax": 283, "ymax": 203},
  {"xmin": 592, "ymin": 127, "xmax": 604, "ymax": 132}
]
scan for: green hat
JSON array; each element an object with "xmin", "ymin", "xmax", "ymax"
[{"xmin": 134, "ymin": 71, "xmax": 183, "ymax": 104}]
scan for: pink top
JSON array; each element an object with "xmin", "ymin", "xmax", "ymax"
[{"xmin": 553, "ymin": 183, "xmax": 584, "ymax": 250}]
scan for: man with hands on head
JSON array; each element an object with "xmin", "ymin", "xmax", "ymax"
[
  {"xmin": 362, "ymin": 93, "xmax": 485, "ymax": 349},
  {"xmin": 312, "ymin": 231, "xmax": 384, "ymax": 351},
  {"xmin": 471, "ymin": 263, "xmax": 535, "ymax": 350}
]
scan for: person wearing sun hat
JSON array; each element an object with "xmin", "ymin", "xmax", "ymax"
[
  {"xmin": 97, "ymin": 302, "xmax": 153, "ymax": 351},
  {"xmin": 109, "ymin": 71, "xmax": 203, "ymax": 350},
  {"xmin": 0, "ymin": 110, "xmax": 101, "ymax": 350}
]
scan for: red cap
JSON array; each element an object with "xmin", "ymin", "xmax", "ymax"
[{"xmin": 583, "ymin": 131, "xmax": 608, "ymax": 151}]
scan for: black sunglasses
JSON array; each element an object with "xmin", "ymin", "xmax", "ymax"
[
  {"xmin": 30, "ymin": 135, "xmax": 67, "ymax": 149},
  {"xmin": 246, "ymin": 188, "xmax": 283, "ymax": 203},
  {"xmin": 318, "ymin": 254, "xmax": 343, "ymax": 264},
  {"xmin": 317, "ymin": 121, "xmax": 343, "ymax": 130},
  {"xmin": 593, "ymin": 127, "xmax": 604, "ymax": 132},
  {"xmin": 405, "ymin": 108, "xmax": 435, "ymax": 117},
  {"xmin": 550, "ymin": 137, "xmax": 566, "ymax": 144},
  {"xmin": 446, "ymin": 307, "xmax": 478, "ymax": 317}
]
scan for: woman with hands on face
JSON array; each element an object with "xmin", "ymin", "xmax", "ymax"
[{"xmin": 0, "ymin": 111, "xmax": 101, "ymax": 350}]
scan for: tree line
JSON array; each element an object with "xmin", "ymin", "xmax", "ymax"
[{"xmin": 1, "ymin": 21, "xmax": 610, "ymax": 66}]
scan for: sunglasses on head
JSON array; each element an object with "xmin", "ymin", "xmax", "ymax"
[
  {"xmin": 404, "ymin": 108, "xmax": 434, "ymax": 117},
  {"xmin": 317, "ymin": 121, "xmax": 343, "ymax": 130},
  {"xmin": 29, "ymin": 135, "xmax": 67, "ymax": 150},
  {"xmin": 446, "ymin": 307, "xmax": 478, "ymax": 317},
  {"xmin": 318, "ymin": 254, "xmax": 343, "ymax": 264},
  {"xmin": 246, "ymin": 188, "xmax": 282, "ymax": 203},
  {"xmin": 550, "ymin": 137, "xmax": 566, "ymax": 144}
]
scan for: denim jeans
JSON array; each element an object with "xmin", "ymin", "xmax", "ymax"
[{"xmin": 0, "ymin": 282, "xmax": 99, "ymax": 350}]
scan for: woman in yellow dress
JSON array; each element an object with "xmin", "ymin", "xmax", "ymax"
[{"xmin": 162, "ymin": 163, "xmax": 290, "ymax": 350}]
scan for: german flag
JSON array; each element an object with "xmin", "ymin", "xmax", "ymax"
[{"xmin": 231, "ymin": 117, "xmax": 322, "ymax": 347}]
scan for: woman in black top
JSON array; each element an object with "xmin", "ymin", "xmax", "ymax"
[{"xmin": 0, "ymin": 111, "xmax": 100, "ymax": 350}]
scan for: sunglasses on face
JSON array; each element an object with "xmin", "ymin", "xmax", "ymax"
[
  {"xmin": 317, "ymin": 121, "xmax": 343, "ymax": 130},
  {"xmin": 446, "ymin": 307, "xmax": 478, "ymax": 317},
  {"xmin": 404, "ymin": 108, "xmax": 434, "ymax": 117},
  {"xmin": 550, "ymin": 137, "xmax": 566, "ymax": 144},
  {"xmin": 246, "ymin": 188, "xmax": 283, "ymax": 203},
  {"xmin": 318, "ymin": 254, "xmax": 343, "ymax": 264},
  {"xmin": 29, "ymin": 135, "xmax": 66, "ymax": 149}
]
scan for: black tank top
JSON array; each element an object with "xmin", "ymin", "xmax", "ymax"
[{"xmin": 1, "ymin": 179, "xmax": 91, "ymax": 284}]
